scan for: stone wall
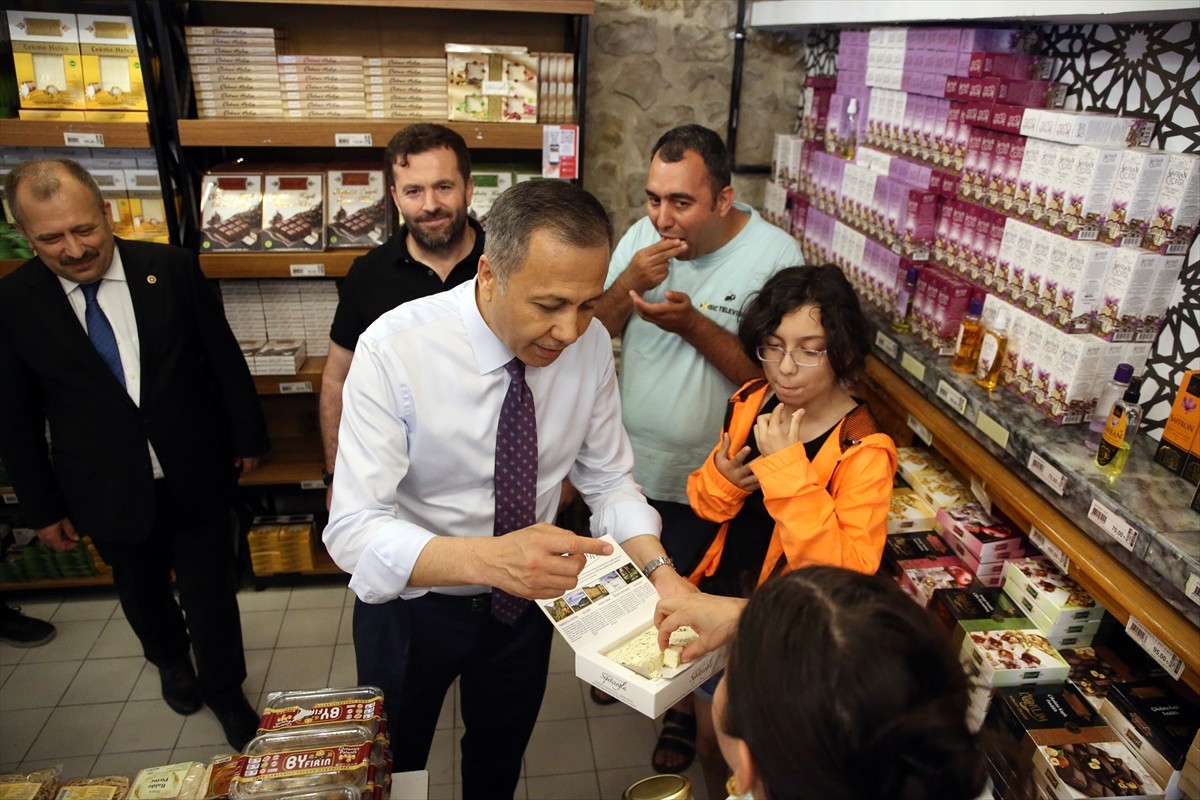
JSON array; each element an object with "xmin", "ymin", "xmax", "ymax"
[{"xmin": 584, "ymin": 0, "xmax": 804, "ymax": 238}]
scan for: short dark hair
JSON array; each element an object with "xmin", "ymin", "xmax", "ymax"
[
  {"xmin": 738, "ymin": 264, "xmax": 871, "ymax": 383},
  {"xmin": 651, "ymin": 124, "xmax": 731, "ymax": 195},
  {"xmin": 722, "ymin": 567, "xmax": 989, "ymax": 800},
  {"xmin": 4, "ymin": 158, "xmax": 105, "ymax": 227},
  {"xmin": 483, "ymin": 180, "xmax": 612, "ymax": 287},
  {"xmin": 384, "ymin": 123, "xmax": 471, "ymax": 187}
]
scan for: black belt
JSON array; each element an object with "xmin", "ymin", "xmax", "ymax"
[{"xmin": 421, "ymin": 591, "xmax": 492, "ymax": 613}]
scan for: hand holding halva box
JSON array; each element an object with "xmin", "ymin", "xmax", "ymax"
[{"xmin": 536, "ymin": 534, "xmax": 724, "ymax": 717}]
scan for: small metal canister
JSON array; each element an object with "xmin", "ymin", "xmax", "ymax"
[{"xmin": 622, "ymin": 774, "xmax": 694, "ymax": 800}]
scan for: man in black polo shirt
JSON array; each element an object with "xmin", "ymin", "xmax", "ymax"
[{"xmin": 320, "ymin": 124, "xmax": 484, "ymax": 506}]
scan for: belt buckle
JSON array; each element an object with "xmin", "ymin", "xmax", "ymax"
[{"xmin": 471, "ymin": 595, "xmax": 490, "ymax": 613}]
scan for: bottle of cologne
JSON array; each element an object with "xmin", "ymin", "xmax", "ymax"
[
  {"xmin": 843, "ymin": 97, "xmax": 859, "ymax": 160},
  {"xmin": 951, "ymin": 295, "xmax": 986, "ymax": 373},
  {"xmin": 891, "ymin": 265, "xmax": 920, "ymax": 334},
  {"xmin": 1084, "ymin": 362, "xmax": 1134, "ymax": 452},
  {"xmin": 1095, "ymin": 375, "xmax": 1144, "ymax": 481},
  {"xmin": 974, "ymin": 309, "xmax": 1010, "ymax": 392}
]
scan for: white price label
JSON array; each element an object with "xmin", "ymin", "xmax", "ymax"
[
  {"xmin": 334, "ymin": 133, "xmax": 373, "ymax": 147},
  {"xmin": 936, "ymin": 380, "xmax": 968, "ymax": 416},
  {"xmin": 2, "ymin": 493, "xmax": 17, "ymax": 505},
  {"xmin": 974, "ymin": 411, "xmax": 1010, "ymax": 449},
  {"xmin": 901, "ymin": 352, "xmax": 926, "ymax": 381},
  {"xmin": 1028, "ymin": 526, "xmax": 1070, "ymax": 573},
  {"xmin": 969, "ymin": 476, "xmax": 992, "ymax": 514},
  {"xmin": 279, "ymin": 381, "xmax": 314, "ymax": 394},
  {"xmin": 299, "ymin": 480, "xmax": 325, "ymax": 491},
  {"xmin": 874, "ymin": 331, "xmax": 899, "ymax": 358},
  {"xmin": 906, "ymin": 414, "xmax": 933, "ymax": 446},
  {"xmin": 63, "ymin": 132, "xmax": 105, "ymax": 147},
  {"xmin": 1125, "ymin": 616, "xmax": 1185, "ymax": 679},
  {"xmin": 1027, "ymin": 451, "xmax": 1067, "ymax": 496},
  {"xmin": 1186, "ymin": 574, "xmax": 1200, "ymax": 607},
  {"xmin": 289, "ymin": 263, "xmax": 326, "ymax": 277},
  {"xmin": 1086, "ymin": 499, "xmax": 1139, "ymax": 552}
]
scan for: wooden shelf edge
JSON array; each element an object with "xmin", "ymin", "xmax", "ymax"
[
  {"xmin": 0, "ymin": 575, "xmax": 114, "ymax": 592},
  {"xmin": 200, "ymin": 250, "xmax": 364, "ymax": 279},
  {"xmin": 0, "ymin": 120, "xmax": 151, "ymax": 149},
  {"xmin": 866, "ymin": 356, "xmax": 1200, "ymax": 693},
  {"xmin": 178, "ymin": 119, "xmax": 545, "ymax": 149},
  {"xmin": 254, "ymin": 356, "xmax": 326, "ymax": 394},
  {"xmin": 194, "ymin": 0, "xmax": 593, "ymax": 13}
]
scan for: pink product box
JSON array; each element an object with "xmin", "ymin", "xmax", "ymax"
[
  {"xmin": 835, "ymin": 43, "xmax": 869, "ymax": 71},
  {"xmin": 900, "ymin": 561, "xmax": 978, "ymax": 607},
  {"xmin": 932, "ymin": 274, "xmax": 974, "ymax": 352},
  {"xmin": 902, "ymin": 188, "xmax": 938, "ymax": 245},
  {"xmin": 936, "ymin": 503, "xmax": 1026, "ymax": 562},
  {"xmin": 840, "ymin": 30, "xmax": 869, "ymax": 48},
  {"xmin": 1102, "ymin": 149, "xmax": 1170, "ymax": 246},
  {"xmin": 968, "ymin": 52, "xmax": 1049, "ymax": 81},
  {"xmin": 980, "ymin": 209, "xmax": 1005, "ymax": 288},
  {"xmin": 958, "ymin": 29, "xmax": 1022, "ymax": 54},
  {"xmin": 1144, "ymin": 151, "xmax": 1200, "ymax": 254}
]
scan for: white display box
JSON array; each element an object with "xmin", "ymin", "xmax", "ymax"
[
  {"xmin": 536, "ymin": 534, "xmax": 725, "ymax": 718},
  {"xmin": 1003, "ymin": 557, "xmax": 1106, "ymax": 626}
]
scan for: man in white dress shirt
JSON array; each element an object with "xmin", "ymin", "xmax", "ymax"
[{"xmin": 324, "ymin": 179, "xmax": 694, "ymax": 798}]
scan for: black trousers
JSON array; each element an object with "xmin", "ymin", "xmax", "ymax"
[
  {"xmin": 651, "ymin": 497, "xmax": 720, "ymax": 578},
  {"xmin": 354, "ymin": 592, "xmax": 553, "ymax": 800},
  {"xmin": 91, "ymin": 480, "xmax": 247, "ymax": 702}
]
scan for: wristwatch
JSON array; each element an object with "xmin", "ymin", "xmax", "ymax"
[
  {"xmin": 642, "ymin": 555, "xmax": 675, "ymax": 578},
  {"xmin": 321, "ymin": 469, "xmax": 334, "ymax": 487}
]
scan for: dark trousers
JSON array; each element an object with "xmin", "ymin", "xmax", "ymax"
[
  {"xmin": 92, "ymin": 480, "xmax": 247, "ymax": 702},
  {"xmin": 650, "ymin": 497, "xmax": 719, "ymax": 578},
  {"xmin": 354, "ymin": 593, "xmax": 553, "ymax": 800}
]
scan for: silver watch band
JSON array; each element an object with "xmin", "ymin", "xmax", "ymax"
[{"xmin": 642, "ymin": 555, "xmax": 674, "ymax": 578}]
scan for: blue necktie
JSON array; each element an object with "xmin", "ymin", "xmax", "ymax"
[
  {"xmin": 81, "ymin": 281, "xmax": 126, "ymax": 389},
  {"xmin": 491, "ymin": 358, "xmax": 537, "ymax": 624}
]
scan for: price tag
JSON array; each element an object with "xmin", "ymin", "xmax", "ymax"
[
  {"xmin": 1028, "ymin": 525, "xmax": 1070, "ymax": 573},
  {"xmin": 907, "ymin": 413, "xmax": 933, "ymax": 446},
  {"xmin": 1027, "ymin": 451, "xmax": 1067, "ymax": 496},
  {"xmin": 334, "ymin": 133, "xmax": 373, "ymax": 147},
  {"xmin": 936, "ymin": 380, "xmax": 968, "ymax": 416},
  {"xmin": 1125, "ymin": 616, "xmax": 1185, "ymax": 679},
  {"xmin": 1086, "ymin": 499, "xmax": 1139, "ymax": 552},
  {"xmin": 64, "ymin": 131, "xmax": 105, "ymax": 147},
  {"xmin": 874, "ymin": 331, "xmax": 899, "ymax": 358},
  {"xmin": 901, "ymin": 352, "xmax": 926, "ymax": 381},
  {"xmin": 974, "ymin": 411, "xmax": 1010, "ymax": 449},
  {"xmin": 279, "ymin": 381, "xmax": 314, "ymax": 394},
  {"xmin": 969, "ymin": 476, "xmax": 992, "ymax": 514},
  {"xmin": 289, "ymin": 263, "xmax": 326, "ymax": 277},
  {"xmin": 1185, "ymin": 573, "xmax": 1200, "ymax": 607},
  {"xmin": 2, "ymin": 493, "xmax": 17, "ymax": 505},
  {"xmin": 299, "ymin": 480, "xmax": 325, "ymax": 491}
]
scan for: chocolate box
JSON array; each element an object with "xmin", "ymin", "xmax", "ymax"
[
  {"xmin": 936, "ymin": 503, "xmax": 1028, "ymax": 562},
  {"xmin": 1003, "ymin": 557, "xmax": 1106, "ymax": 627},
  {"xmin": 538, "ymin": 534, "xmax": 724, "ymax": 717},
  {"xmin": 1034, "ymin": 739, "xmax": 1165, "ymax": 799},
  {"xmin": 1058, "ymin": 645, "xmax": 1163, "ymax": 709},
  {"xmin": 325, "ymin": 167, "xmax": 388, "ymax": 249},
  {"xmin": 888, "ymin": 488, "xmax": 937, "ymax": 533},
  {"xmin": 931, "ymin": 586, "xmax": 1030, "ymax": 649},
  {"xmin": 963, "ymin": 628, "xmax": 1071, "ymax": 688},
  {"xmin": 199, "ymin": 171, "xmax": 264, "ymax": 252},
  {"xmin": 77, "ymin": 14, "xmax": 147, "ymax": 111},
  {"xmin": 260, "ymin": 173, "xmax": 324, "ymax": 252}
]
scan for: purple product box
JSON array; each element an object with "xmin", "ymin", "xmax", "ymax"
[
  {"xmin": 937, "ymin": 503, "xmax": 1028, "ymax": 562},
  {"xmin": 959, "ymin": 28, "xmax": 1022, "ymax": 54},
  {"xmin": 999, "ymin": 135, "xmax": 1026, "ymax": 212}
]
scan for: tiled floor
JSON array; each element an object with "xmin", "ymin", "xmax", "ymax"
[{"xmin": 0, "ymin": 584, "xmax": 706, "ymax": 799}]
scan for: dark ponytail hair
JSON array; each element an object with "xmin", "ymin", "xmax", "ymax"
[{"xmin": 721, "ymin": 567, "xmax": 989, "ymax": 800}]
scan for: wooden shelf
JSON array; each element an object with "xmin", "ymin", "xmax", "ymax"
[
  {"xmin": 0, "ymin": 120, "xmax": 152, "ymax": 149},
  {"xmin": 241, "ymin": 437, "xmax": 322, "ymax": 487},
  {"xmin": 199, "ymin": 250, "xmax": 364, "ymax": 278},
  {"xmin": 865, "ymin": 356, "xmax": 1200, "ymax": 694},
  {"xmin": 0, "ymin": 260, "xmax": 24, "ymax": 279},
  {"xmin": 178, "ymin": 119, "xmax": 546, "ymax": 149},
  {"xmin": 0, "ymin": 575, "xmax": 114, "ymax": 592},
  {"xmin": 195, "ymin": 0, "xmax": 593, "ymax": 11},
  {"xmin": 254, "ymin": 357, "xmax": 326, "ymax": 395}
]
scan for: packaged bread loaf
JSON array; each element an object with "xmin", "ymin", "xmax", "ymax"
[
  {"xmin": 229, "ymin": 723, "xmax": 386, "ymax": 800},
  {"xmin": 128, "ymin": 763, "xmax": 206, "ymax": 800},
  {"xmin": 0, "ymin": 768, "xmax": 60, "ymax": 800},
  {"xmin": 198, "ymin": 756, "xmax": 239, "ymax": 800},
  {"xmin": 55, "ymin": 776, "xmax": 130, "ymax": 800},
  {"xmin": 258, "ymin": 686, "xmax": 385, "ymax": 739}
]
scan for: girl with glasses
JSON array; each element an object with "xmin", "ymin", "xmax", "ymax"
[{"xmin": 681, "ymin": 264, "xmax": 899, "ymax": 797}]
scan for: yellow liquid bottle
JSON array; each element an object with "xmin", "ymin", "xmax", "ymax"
[
  {"xmin": 974, "ymin": 309, "xmax": 1010, "ymax": 392},
  {"xmin": 952, "ymin": 295, "xmax": 985, "ymax": 373},
  {"xmin": 1096, "ymin": 376, "xmax": 1144, "ymax": 482}
]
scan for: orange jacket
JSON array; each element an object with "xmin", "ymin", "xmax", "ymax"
[{"xmin": 686, "ymin": 380, "xmax": 898, "ymax": 587}]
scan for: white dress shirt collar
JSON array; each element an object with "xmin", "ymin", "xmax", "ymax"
[
  {"xmin": 57, "ymin": 244, "xmax": 127, "ymax": 295},
  {"xmin": 460, "ymin": 278, "xmax": 518, "ymax": 376}
]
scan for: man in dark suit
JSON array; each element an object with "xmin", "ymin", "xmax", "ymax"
[{"xmin": 0, "ymin": 159, "xmax": 270, "ymax": 749}]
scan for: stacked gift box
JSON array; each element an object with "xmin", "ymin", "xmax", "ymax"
[
  {"xmin": 246, "ymin": 515, "xmax": 315, "ymax": 575},
  {"xmin": 1002, "ymin": 556, "xmax": 1107, "ymax": 650},
  {"xmin": 935, "ymin": 502, "xmax": 1029, "ymax": 588},
  {"xmin": 279, "ymin": 54, "xmax": 365, "ymax": 119},
  {"xmin": 186, "ymin": 25, "xmax": 285, "ymax": 118},
  {"xmin": 363, "ymin": 56, "xmax": 447, "ymax": 120}
]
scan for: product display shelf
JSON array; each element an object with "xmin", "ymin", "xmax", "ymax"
[
  {"xmin": 198, "ymin": 250, "xmax": 365, "ymax": 279},
  {"xmin": 0, "ymin": 120, "xmax": 152, "ymax": 149},
  {"xmin": 748, "ymin": 0, "xmax": 1200, "ymax": 27},
  {"xmin": 195, "ymin": 0, "xmax": 593, "ymax": 13},
  {"xmin": 0, "ymin": 260, "xmax": 21, "ymax": 279},
  {"xmin": 240, "ymin": 436, "xmax": 322, "ymax": 487},
  {"xmin": 862, "ymin": 320, "xmax": 1200, "ymax": 691},
  {"xmin": 0, "ymin": 574, "xmax": 113, "ymax": 592},
  {"xmin": 253, "ymin": 356, "xmax": 326, "ymax": 395},
  {"xmin": 176, "ymin": 119, "xmax": 547, "ymax": 150}
]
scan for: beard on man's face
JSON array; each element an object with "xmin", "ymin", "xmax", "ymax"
[{"xmin": 404, "ymin": 205, "xmax": 469, "ymax": 252}]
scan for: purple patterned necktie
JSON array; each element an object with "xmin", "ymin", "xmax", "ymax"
[{"xmin": 491, "ymin": 358, "xmax": 537, "ymax": 623}]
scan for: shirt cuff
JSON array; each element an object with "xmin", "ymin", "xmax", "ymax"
[
  {"xmin": 589, "ymin": 499, "xmax": 662, "ymax": 546},
  {"xmin": 346, "ymin": 521, "xmax": 438, "ymax": 604}
]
